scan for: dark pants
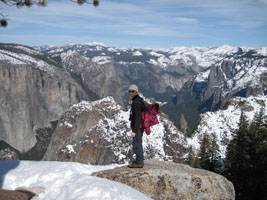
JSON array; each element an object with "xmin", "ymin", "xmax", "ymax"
[{"xmin": 133, "ymin": 128, "xmax": 144, "ymax": 164}]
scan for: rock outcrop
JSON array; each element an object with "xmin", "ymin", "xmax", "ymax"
[
  {"xmin": 93, "ymin": 160, "xmax": 235, "ymax": 200},
  {"xmin": 0, "ymin": 44, "xmax": 90, "ymax": 152},
  {"xmin": 43, "ymin": 96, "xmax": 188, "ymax": 164},
  {"xmin": 0, "ymin": 189, "xmax": 35, "ymax": 200},
  {"xmin": 0, "ymin": 148, "xmax": 18, "ymax": 160},
  {"xmin": 0, "ymin": 186, "xmax": 45, "ymax": 200}
]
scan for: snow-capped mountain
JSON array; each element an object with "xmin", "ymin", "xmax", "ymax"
[
  {"xmin": 187, "ymin": 95, "xmax": 267, "ymax": 157},
  {"xmin": 43, "ymin": 96, "xmax": 188, "ymax": 164},
  {"xmin": 38, "ymin": 43, "xmax": 266, "ymax": 69}
]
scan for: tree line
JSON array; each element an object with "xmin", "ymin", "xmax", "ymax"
[{"xmin": 185, "ymin": 107, "xmax": 267, "ymax": 200}]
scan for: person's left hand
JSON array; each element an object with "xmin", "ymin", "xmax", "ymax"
[{"xmin": 131, "ymin": 132, "xmax": 136, "ymax": 137}]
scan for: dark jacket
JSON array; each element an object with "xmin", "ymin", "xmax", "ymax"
[{"xmin": 129, "ymin": 95, "xmax": 144, "ymax": 133}]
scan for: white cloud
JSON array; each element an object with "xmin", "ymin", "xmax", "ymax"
[{"xmin": 176, "ymin": 17, "xmax": 198, "ymax": 23}]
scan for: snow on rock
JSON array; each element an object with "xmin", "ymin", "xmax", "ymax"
[
  {"xmin": 132, "ymin": 50, "xmax": 143, "ymax": 56},
  {"xmin": 12, "ymin": 45, "xmax": 42, "ymax": 55},
  {"xmin": 167, "ymin": 45, "xmax": 239, "ymax": 68},
  {"xmin": 46, "ymin": 95, "xmax": 188, "ymax": 164},
  {"xmin": 71, "ymin": 97, "xmax": 121, "ymax": 114},
  {"xmin": 194, "ymin": 69, "xmax": 210, "ymax": 82},
  {"xmin": 107, "ymin": 47, "xmax": 118, "ymax": 52},
  {"xmin": 91, "ymin": 56, "xmax": 112, "ymax": 65},
  {"xmin": 0, "ymin": 161, "xmax": 152, "ymax": 200},
  {"xmin": 257, "ymin": 47, "xmax": 267, "ymax": 56},
  {"xmin": 0, "ymin": 46, "xmax": 55, "ymax": 74},
  {"xmin": 187, "ymin": 95, "xmax": 267, "ymax": 157},
  {"xmin": 145, "ymin": 45, "xmax": 241, "ymax": 69}
]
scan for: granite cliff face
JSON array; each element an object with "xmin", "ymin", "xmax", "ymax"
[
  {"xmin": 0, "ymin": 44, "xmax": 89, "ymax": 152},
  {"xmin": 93, "ymin": 160, "xmax": 235, "ymax": 200},
  {"xmin": 189, "ymin": 51, "xmax": 267, "ymax": 112},
  {"xmin": 43, "ymin": 96, "xmax": 188, "ymax": 164}
]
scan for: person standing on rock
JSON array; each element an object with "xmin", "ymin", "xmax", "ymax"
[{"xmin": 128, "ymin": 84, "xmax": 145, "ymax": 168}]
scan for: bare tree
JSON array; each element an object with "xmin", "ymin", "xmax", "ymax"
[{"xmin": 0, "ymin": 0, "xmax": 99, "ymax": 27}]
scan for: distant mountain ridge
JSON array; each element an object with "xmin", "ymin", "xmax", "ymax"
[{"xmin": 37, "ymin": 43, "xmax": 267, "ymax": 128}]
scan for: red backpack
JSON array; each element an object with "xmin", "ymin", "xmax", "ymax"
[{"xmin": 139, "ymin": 102, "xmax": 160, "ymax": 135}]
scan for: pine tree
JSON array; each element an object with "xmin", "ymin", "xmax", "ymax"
[
  {"xmin": 248, "ymin": 107, "xmax": 267, "ymax": 199},
  {"xmin": 225, "ymin": 108, "xmax": 267, "ymax": 200},
  {"xmin": 198, "ymin": 133, "xmax": 212, "ymax": 170},
  {"xmin": 185, "ymin": 146, "xmax": 196, "ymax": 167},
  {"xmin": 198, "ymin": 132, "xmax": 222, "ymax": 172},
  {"xmin": 209, "ymin": 133, "xmax": 222, "ymax": 173}
]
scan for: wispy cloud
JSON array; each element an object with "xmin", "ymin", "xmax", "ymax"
[
  {"xmin": 0, "ymin": 0, "xmax": 266, "ymax": 47},
  {"xmin": 176, "ymin": 17, "xmax": 198, "ymax": 23}
]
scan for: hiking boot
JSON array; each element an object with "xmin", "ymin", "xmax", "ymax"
[{"xmin": 127, "ymin": 162, "xmax": 144, "ymax": 168}]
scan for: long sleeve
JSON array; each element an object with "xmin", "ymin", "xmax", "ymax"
[{"xmin": 131, "ymin": 103, "xmax": 143, "ymax": 133}]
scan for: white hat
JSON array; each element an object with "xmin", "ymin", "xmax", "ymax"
[{"xmin": 128, "ymin": 84, "xmax": 139, "ymax": 93}]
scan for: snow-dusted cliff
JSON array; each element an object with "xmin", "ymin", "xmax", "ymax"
[{"xmin": 188, "ymin": 95, "xmax": 267, "ymax": 157}]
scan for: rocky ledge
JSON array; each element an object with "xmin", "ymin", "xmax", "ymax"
[{"xmin": 93, "ymin": 160, "xmax": 235, "ymax": 200}]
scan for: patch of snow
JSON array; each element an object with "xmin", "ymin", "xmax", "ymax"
[
  {"xmin": 0, "ymin": 161, "xmax": 151, "ymax": 200},
  {"xmin": 148, "ymin": 59, "xmax": 158, "ymax": 66},
  {"xmin": 194, "ymin": 69, "xmax": 210, "ymax": 82},
  {"xmin": 68, "ymin": 97, "xmax": 122, "ymax": 116},
  {"xmin": 108, "ymin": 47, "xmax": 117, "ymax": 52},
  {"xmin": 0, "ymin": 49, "xmax": 56, "ymax": 74},
  {"xmin": 66, "ymin": 144, "xmax": 75, "ymax": 153},
  {"xmin": 257, "ymin": 47, "xmax": 267, "ymax": 56},
  {"xmin": 150, "ymin": 52, "xmax": 163, "ymax": 57},
  {"xmin": 132, "ymin": 51, "xmax": 143, "ymax": 56},
  {"xmin": 12, "ymin": 45, "xmax": 42, "ymax": 55},
  {"xmin": 92, "ymin": 56, "xmax": 111, "ymax": 65},
  {"xmin": 167, "ymin": 45, "xmax": 240, "ymax": 68}
]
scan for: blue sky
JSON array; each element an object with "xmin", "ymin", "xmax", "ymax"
[{"xmin": 0, "ymin": 0, "xmax": 267, "ymax": 48}]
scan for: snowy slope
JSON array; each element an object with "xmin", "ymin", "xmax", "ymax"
[
  {"xmin": 0, "ymin": 161, "xmax": 151, "ymax": 200},
  {"xmin": 0, "ymin": 44, "xmax": 57, "ymax": 74},
  {"xmin": 187, "ymin": 95, "xmax": 267, "ymax": 157}
]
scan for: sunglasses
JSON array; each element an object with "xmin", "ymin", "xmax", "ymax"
[{"xmin": 129, "ymin": 90, "xmax": 136, "ymax": 93}]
